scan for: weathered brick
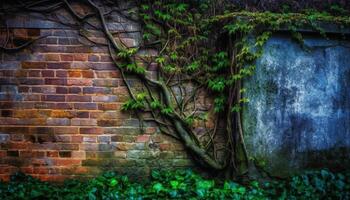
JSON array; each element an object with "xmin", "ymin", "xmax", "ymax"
[
  {"xmin": 59, "ymin": 151, "xmax": 72, "ymax": 158},
  {"xmin": 92, "ymin": 95, "xmax": 118, "ymax": 102},
  {"xmin": 69, "ymin": 87, "xmax": 82, "ymax": 94},
  {"xmin": 66, "ymin": 95, "xmax": 91, "ymax": 102},
  {"xmin": 47, "ymin": 118, "xmax": 70, "ymax": 126},
  {"xmin": 45, "ymin": 54, "xmax": 60, "ymax": 61},
  {"xmin": 54, "ymin": 127, "xmax": 79, "ymax": 134},
  {"xmin": 42, "ymin": 95, "xmax": 65, "ymax": 102},
  {"xmin": 80, "ymin": 127, "xmax": 104, "ymax": 134},
  {"xmin": 73, "ymin": 54, "xmax": 87, "ymax": 61},
  {"xmin": 97, "ymin": 119, "xmax": 120, "ymax": 127},
  {"xmin": 56, "ymin": 70, "xmax": 68, "ymax": 77},
  {"xmin": 47, "ymin": 62, "xmax": 70, "ymax": 69},
  {"xmin": 50, "ymin": 110, "xmax": 74, "ymax": 118},
  {"xmin": 83, "ymin": 136, "xmax": 97, "ymax": 143},
  {"xmin": 28, "ymin": 70, "xmax": 41, "ymax": 77},
  {"xmin": 71, "ymin": 119, "xmax": 96, "ymax": 126},
  {"xmin": 60, "ymin": 54, "xmax": 73, "ymax": 61},
  {"xmin": 98, "ymin": 103, "xmax": 121, "ymax": 110},
  {"xmin": 51, "ymin": 159, "xmax": 81, "ymax": 166},
  {"xmin": 42, "ymin": 70, "xmax": 55, "ymax": 77},
  {"xmin": 21, "ymin": 62, "xmax": 46, "ymax": 69},
  {"xmin": 93, "ymin": 79, "xmax": 118, "ymax": 87},
  {"xmin": 83, "ymin": 87, "xmax": 110, "ymax": 94},
  {"xmin": 88, "ymin": 55, "xmax": 99, "ymax": 62},
  {"xmin": 71, "ymin": 151, "xmax": 85, "ymax": 159},
  {"xmin": 47, "ymin": 151, "xmax": 59, "ymax": 157},
  {"xmin": 56, "ymin": 87, "xmax": 68, "ymax": 94},
  {"xmin": 73, "ymin": 103, "xmax": 97, "ymax": 110},
  {"xmin": 68, "ymin": 70, "xmax": 82, "ymax": 77},
  {"xmin": 45, "ymin": 78, "xmax": 67, "ymax": 85},
  {"xmin": 54, "ymin": 135, "xmax": 71, "ymax": 142},
  {"xmin": 95, "ymin": 71, "xmax": 120, "ymax": 78},
  {"xmin": 18, "ymin": 78, "xmax": 44, "ymax": 85},
  {"xmin": 82, "ymin": 70, "xmax": 94, "ymax": 78},
  {"xmin": 67, "ymin": 79, "xmax": 92, "ymax": 86},
  {"xmin": 136, "ymin": 135, "xmax": 150, "ymax": 143},
  {"xmin": 97, "ymin": 135, "xmax": 111, "ymax": 143}
]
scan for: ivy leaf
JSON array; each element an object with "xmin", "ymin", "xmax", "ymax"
[
  {"xmin": 186, "ymin": 61, "xmax": 200, "ymax": 72},
  {"xmin": 161, "ymin": 107, "xmax": 173, "ymax": 115},
  {"xmin": 109, "ymin": 179, "xmax": 118, "ymax": 187},
  {"xmin": 150, "ymin": 100, "xmax": 161, "ymax": 109},
  {"xmin": 152, "ymin": 183, "xmax": 163, "ymax": 193},
  {"xmin": 208, "ymin": 77, "xmax": 225, "ymax": 92},
  {"xmin": 170, "ymin": 180, "xmax": 180, "ymax": 189},
  {"xmin": 214, "ymin": 96, "xmax": 225, "ymax": 113}
]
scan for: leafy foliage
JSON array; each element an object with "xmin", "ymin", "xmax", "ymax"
[{"xmin": 0, "ymin": 169, "xmax": 349, "ymax": 199}]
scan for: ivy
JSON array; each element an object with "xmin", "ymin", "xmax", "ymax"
[{"xmin": 0, "ymin": 169, "xmax": 349, "ymax": 199}]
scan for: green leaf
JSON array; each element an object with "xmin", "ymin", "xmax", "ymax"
[
  {"xmin": 150, "ymin": 100, "xmax": 161, "ymax": 109},
  {"xmin": 161, "ymin": 107, "xmax": 173, "ymax": 115},
  {"xmin": 208, "ymin": 77, "xmax": 225, "ymax": 92},
  {"xmin": 170, "ymin": 180, "xmax": 180, "ymax": 189},
  {"xmin": 152, "ymin": 183, "xmax": 163, "ymax": 193},
  {"xmin": 109, "ymin": 179, "xmax": 118, "ymax": 187}
]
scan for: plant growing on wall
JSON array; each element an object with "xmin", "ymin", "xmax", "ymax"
[{"xmin": 0, "ymin": 0, "xmax": 349, "ymax": 178}]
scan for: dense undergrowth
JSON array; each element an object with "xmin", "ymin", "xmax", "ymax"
[{"xmin": 0, "ymin": 169, "xmax": 349, "ymax": 200}]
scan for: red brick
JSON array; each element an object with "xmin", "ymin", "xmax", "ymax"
[
  {"xmin": 83, "ymin": 136, "xmax": 97, "ymax": 143},
  {"xmin": 47, "ymin": 151, "xmax": 59, "ymax": 157},
  {"xmin": 20, "ymin": 167, "xmax": 33, "ymax": 174},
  {"xmin": 68, "ymin": 87, "xmax": 82, "ymax": 94},
  {"xmin": 80, "ymin": 127, "xmax": 104, "ymax": 134},
  {"xmin": 54, "ymin": 127, "xmax": 79, "ymax": 134},
  {"xmin": 82, "ymin": 70, "xmax": 94, "ymax": 78},
  {"xmin": 97, "ymin": 119, "xmax": 120, "ymax": 127},
  {"xmin": 42, "ymin": 95, "xmax": 65, "ymax": 102},
  {"xmin": 14, "ymin": 29, "xmax": 28, "ymax": 39},
  {"xmin": 73, "ymin": 103, "xmax": 97, "ymax": 110},
  {"xmin": 68, "ymin": 70, "xmax": 82, "ymax": 77},
  {"xmin": 52, "ymin": 159, "xmax": 81, "ymax": 166},
  {"xmin": 67, "ymin": 95, "xmax": 91, "ymax": 102},
  {"xmin": 83, "ymin": 87, "xmax": 109, "ymax": 94},
  {"xmin": 73, "ymin": 54, "xmax": 88, "ymax": 61},
  {"xmin": 136, "ymin": 135, "xmax": 150, "ymax": 143},
  {"xmin": 45, "ymin": 54, "xmax": 60, "ymax": 61},
  {"xmin": 56, "ymin": 87, "xmax": 68, "ymax": 94},
  {"xmin": 95, "ymin": 71, "xmax": 120, "ymax": 78},
  {"xmin": 67, "ymin": 79, "xmax": 92, "ymax": 86},
  {"xmin": 98, "ymin": 103, "xmax": 121, "ymax": 110},
  {"xmin": 60, "ymin": 54, "xmax": 73, "ymax": 61},
  {"xmin": 71, "ymin": 136, "xmax": 83, "ymax": 142},
  {"xmin": 71, "ymin": 119, "xmax": 97, "ymax": 126},
  {"xmin": 50, "ymin": 110, "xmax": 74, "ymax": 118},
  {"xmin": 45, "ymin": 78, "xmax": 67, "ymax": 85},
  {"xmin": 42, "ymin": 70, "xmax": 55, "ymax": 77},
  {"xmin": 88, "ymin": 55, "xmax": 99, "ymax": 62},
  {"xmin": 56, "ymin": 70, "xmax": 68, "ymax": 77},
  {"xmin": 47, "ymin": 62, "xmax": 70, "ymax": 69},
  {"xmin": 21, "ymin": 62, "xmax": 46, "ymax": 69},
  {"xmin": 57, "ymin": 143, "xmax": 79, "ymax": 150},
  {"xmin": 28, "ymin": 70, "xmax": 41, "ymax": 77}
]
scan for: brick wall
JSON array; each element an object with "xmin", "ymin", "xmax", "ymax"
[{"xmin": 0, "ymin": 2, "xmax": 193, "ymax": 181}]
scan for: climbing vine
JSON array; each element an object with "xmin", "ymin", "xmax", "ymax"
[{"xmin": 1, "ymin": 0, "xmax": 349, "ymax": 178}]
